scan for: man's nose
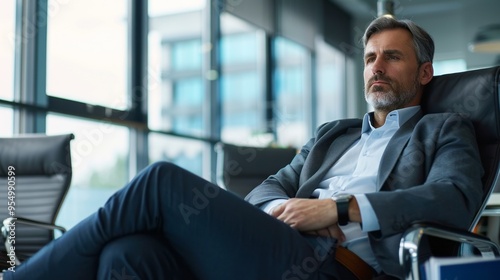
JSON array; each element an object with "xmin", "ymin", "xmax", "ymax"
[{"xmin": 371, "ymin": 57, "xmax": 385, "ymax": 75}]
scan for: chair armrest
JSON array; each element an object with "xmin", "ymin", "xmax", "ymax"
[
  {"xmin": 399, "ymin": 222, "xmax": 500, "ymax": 280},
  {"xmin": 2, "ymin": 217, "xmax": 66, "ymax": 235},
  {"xmin": 0, "ymin": 217, "xmax": 67, "ymax": 266}
]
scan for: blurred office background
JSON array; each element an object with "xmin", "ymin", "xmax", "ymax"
[{"xmin": 1, "ymin": 0, "xmax": 499, "ymax": 229}]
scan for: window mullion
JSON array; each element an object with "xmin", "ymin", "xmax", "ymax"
[{"xmin": 15, "ymin": 0, "xmax": 47, "ymax": 133}]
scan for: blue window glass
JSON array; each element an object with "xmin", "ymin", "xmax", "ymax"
[
  {"xmin": 149, "ymin": 133, "xmax": 204, "ymax": 178},
  {"xmin": 273, "ymin": 37, "xmax": 310, "ymax": 147},
  {"xmin": 220, "ymin": 33, "xmax": 258, "ymax": 64},
  {"xmin": 221, "ymin": 72, "xmax": 260, "ymax": 127},
  {"xmin": 172, "ymin": 40, "xmax": 202, "ymax": 71},
  {"xmin": 433, "ymin": 59, "xmax": 466, "ymax": 75},
  {"xmin": 219, "ymin": 13, "xmax": 267, "ymax": 145},
  {"xmin": 172, "ymin": 78, "xmax": 204, "ymax": 135},
  {"xmin": 316, "ymin": 38, "xmax": 346, "ymax": 124}
]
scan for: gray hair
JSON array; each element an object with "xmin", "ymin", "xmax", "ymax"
[{"xmin": 362, "ymin": 17, "xmax": 435, "ymax": 64}]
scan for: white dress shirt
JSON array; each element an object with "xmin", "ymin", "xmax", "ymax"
[{"xmin": 261, "ymin": 106, "xmax": 420, "ymax": 272}]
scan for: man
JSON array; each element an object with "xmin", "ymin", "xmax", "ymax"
[
  {"xmin": 2, "ymin": 16, "xmax": 482, "ymax": 280},
  {"xmin": 246, "ymin": 16, "xmax": 483, "ymax": 278}
]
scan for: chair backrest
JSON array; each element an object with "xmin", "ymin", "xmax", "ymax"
[
  {"xmin": 421, "ymin": 66, "xmax": 500, "ymax": 230},
  {"xmin": 0, "ymin": 133, "xmax": 74, "ymax": 258},
  {"xmin": 215, "ymin": 142, "xmax": 297, "ymax": 198}
]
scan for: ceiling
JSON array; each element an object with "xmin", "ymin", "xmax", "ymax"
[
  {"xmin": 329, "ymin": 0, "xmax": 500, "ymax": 69},
  {"xmin": 330, "ymin": 0, "xmax": 500, "ymax": 20}
]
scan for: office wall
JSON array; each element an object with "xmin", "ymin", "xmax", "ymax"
[{"xmin": 412, "ymin": 3, "xmax": 499, "ymax": 69}]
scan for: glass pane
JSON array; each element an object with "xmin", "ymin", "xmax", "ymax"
[
  {"xmin": 148, "ymin": 0, "xmax": 206, "ymax": 137},
  {"xmin": 0, "ymin": 1, "xmax": 16, "ymax": 101},
  {"xmin": 273, "ymin": 37, "xmax": 311, "ymax": 148},
  {"xmin": 46, "ymin": 0, "xmax": 128, "ymax": 109},
  {"xmin": 47, "ymin": 114, "xmax": 129, "ymax": 229},
  {"xmin": 0, "ymin": 107, "xmax": 14, "ymax": 136},
  {"xmin": 316, "ymin": 38, "xmax": 346, "ymax": 124},
  {"xmin": 149, "ymin": 133, "xmax": 205, "ymax": 178},
  {"xmin": 433, "ymin": 59, "xmax": 467, "ymax": 75},
  {"xmin": 220, "ymin": 13, "xmax": 269, "ymax": 146}
]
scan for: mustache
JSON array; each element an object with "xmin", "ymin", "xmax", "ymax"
[{"xmin": 368, "ymin": 74, "xmax": 391, "ymax": 86}]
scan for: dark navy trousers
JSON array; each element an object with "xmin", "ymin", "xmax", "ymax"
[{"xmin": 4, "ymin": 162, "xmax": 343, "ymax": 280}]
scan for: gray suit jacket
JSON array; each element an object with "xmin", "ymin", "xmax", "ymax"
[{"xmin": 245, "ymin": 110, "xmax": 484, "ymax": 278}]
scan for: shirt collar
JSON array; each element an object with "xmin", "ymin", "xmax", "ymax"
[{"xmin": 361, "ymin": 106, "xmax": 421, "ymax": 134}]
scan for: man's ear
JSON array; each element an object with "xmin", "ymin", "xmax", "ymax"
[{"xmin": 419, "ymin": 62, "xmax": 434, "ymax": 86}]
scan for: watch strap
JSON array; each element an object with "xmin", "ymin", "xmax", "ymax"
[{"xmin": 337, "ymin": 199, "xmax": 349, "ymax": 226}]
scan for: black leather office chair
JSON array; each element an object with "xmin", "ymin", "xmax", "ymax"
[
  {"xmin": 0, "ymin": 133, "xmax": 74, "ymax": 268},
  {"xmin": 399, "ymin": 66, "xmax": 500, "ymax": 279},
  {"xmin": 215, "ymin": 142, "xmax": 297, "ymax": 198},
  {"xmin": 215, "ymin": 68, "xmax": 500, "ymax": 279}
]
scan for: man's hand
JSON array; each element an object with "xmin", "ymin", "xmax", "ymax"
[{"xmin": 270, "ymin": 198, "xmax": 345, "ymax": 240}]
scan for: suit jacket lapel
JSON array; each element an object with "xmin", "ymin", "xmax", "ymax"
[
  {"xmin": 377, "ymin": 110, "xmax": 423, "ymax": 189},
  {"xmin": 296, "ymin": 127, "xmax": 361, "ymax": 198}
]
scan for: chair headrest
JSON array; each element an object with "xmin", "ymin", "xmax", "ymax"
[
  {"xmin": 0, "ymin": 134, "xmax": 74, "ymax": 176},
  {"xmin": 422, "ymin": 66, "xmax": 500, "ymax": 144}
]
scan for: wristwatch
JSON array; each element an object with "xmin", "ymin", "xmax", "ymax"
[{"xmin": 332, "ymin": 194, "xmax": 353, "ymax": 226}]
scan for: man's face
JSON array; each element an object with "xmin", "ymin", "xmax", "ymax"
[{"xmin": 363, "ymin": 28, "xmax": 423, "ymax": 112}]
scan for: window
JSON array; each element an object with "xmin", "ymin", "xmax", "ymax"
[
  {"xmin": 46, "ymin": 0, "xmax": 128, "ymax": 109},
  {"xmin": 148, "ymin": 0, "xmax": 206, "ymax": 136},
  {"xmin": 220, "ymin": 13, "xmax": 268, "ymax": 146},
  {"xmin": 0, "ymin": 107, "xmax": 14, "ymax": 136},
  {"xmin": 149, "ymin": 133, "xmax": 205, "ymax": 178},
  {"xmin": 5, "ymin": 1, "xmax": 356, "ymax": 221},
  {"xmin": 316, "ymin": 38, "xmax": 346, "ymax": 125},
  {"xmin": 273, "ymin": 37, "xmax": 311, "ymax": 147},
  {"xmin": 0, "ymin": 0, "xmax": 16, "ymax": 101},
  {"xmin": 47, "ymin": 114, "xmax": 129, "ymax": 229},
  {"xmin": 172, "ymin": 39, "xmax": 202, "ymax": 71},
  {"xmin": 433, "ymin": 59, "xmax": 467, "ymax": 75}
]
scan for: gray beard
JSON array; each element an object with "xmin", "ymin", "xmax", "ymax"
[
  {"xmin": 365, "ymin": 79, "xmax": 419, "ymax": 112},
  {"xmin": 366, "ymin": 89, "xmax": 413, "ymax": 112}
]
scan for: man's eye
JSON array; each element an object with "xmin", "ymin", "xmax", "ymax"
[{"xmin": 388, "ymin": 55, "xmax": 400, "ymax": 61}]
